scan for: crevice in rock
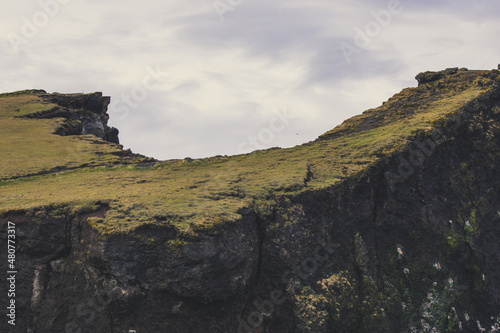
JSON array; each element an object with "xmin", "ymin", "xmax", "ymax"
[
  {"xmin": 252, "ymin": 214, "xmax": 267, "ymax": 289},
  {"xmin": 371, "ymin": 175, "xmax": 384, "ymax": 286}
]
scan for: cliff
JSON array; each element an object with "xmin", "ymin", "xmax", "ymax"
[{"xmin": 1, "ymin": 68, "xmax": 500, "ymax": 332}]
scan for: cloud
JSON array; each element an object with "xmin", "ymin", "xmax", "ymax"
[{"xmin": 1, "ymin": 0, "xmax": 499, "ymax": 159}]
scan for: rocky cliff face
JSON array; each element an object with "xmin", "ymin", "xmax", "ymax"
[
  {"xmin": 1, "ymin": 69, "xmax": 500, "ymax": 333},
  {"xmin": 250, "ymin": 85, "xmax": 500, "ymax": 332},
  {"xmin": 26, "ymin": 91, "xmax": 120, "ymax": 144}
]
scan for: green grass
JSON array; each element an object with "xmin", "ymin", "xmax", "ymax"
[
  {"xmin": 0, "ymin": 70, "xmax": 497, "ymax": 238},
  {"xmin": 0, "ymin": 93, "xmax": 52, "ymax": 117}
]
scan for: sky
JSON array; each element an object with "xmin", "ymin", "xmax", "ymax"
[{"xmin": 1, "ymin": 0, "xmax": 500, "ymax": 160}]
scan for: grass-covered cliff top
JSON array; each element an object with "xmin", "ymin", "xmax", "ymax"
[{"xmin": 1, "ymin": 68, "xmax": 499, "ymax": 238}]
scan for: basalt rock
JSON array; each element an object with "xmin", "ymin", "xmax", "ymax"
[{"xmin": 24, "ymin": 92, "xmax": 120, "ymax": 144}]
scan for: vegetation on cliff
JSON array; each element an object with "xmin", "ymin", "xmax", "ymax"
[{"xmin": 1, "ymin": 68, "xmax": 498, "ymax": 239}]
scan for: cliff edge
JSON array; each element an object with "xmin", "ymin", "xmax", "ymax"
[{"xmin": 1, "ymin": 68, "xmax": 500, "ymax": 332}]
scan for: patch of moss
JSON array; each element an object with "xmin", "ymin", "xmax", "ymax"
[
  {"xmin": 167, "ymin": 238, "xmax": 189, "ymax": 248},
  {"xmin": 291, "ymin": 284, "xmax": 329, "ymax": 333},
  {"xmin": 446, "ymin": 231, "xmax": 464, "ymax": 250}
]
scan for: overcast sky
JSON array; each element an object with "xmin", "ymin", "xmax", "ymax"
[{"xmin": 1, "ymin": 0, "xmax": 499, "ymax": 160}]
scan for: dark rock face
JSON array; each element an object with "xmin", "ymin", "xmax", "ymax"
[
  {"xmin": 105, "ymin": 126, "xmax": 120, "ymax": 145},
  {"xmin": 416, "ymin": 71, "xmax": 443, "ymax": 85},
  {"xmin": 0, "ymin": 210, "xmax": 260, "ymax": 333},
  {"xmin": 246, "ymin": 86, "xmax": 500, "ymax": 332},
  {"xmin": 416, "ymin": 67, "xmax": 459, "ymax": 86},
  {"xmin": 42, "ymin": 92, "xmax": 110, "ymax": 114},
  {"xmin": 24, "ymin": 92, "xmax": 120, "ymax": 144}
]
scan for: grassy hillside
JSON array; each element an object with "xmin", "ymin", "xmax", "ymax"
[
  {"xmin": 0, "ymin": 90, "xmax": 132, "ymax": 179},
  {"xmin": 1, "ymin": 69, "xmax": 498, "ymax": 238}
]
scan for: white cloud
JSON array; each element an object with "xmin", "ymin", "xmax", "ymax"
[{"xmin": 1, "ymin": 0, "xmax": 499, "ymax": 159}]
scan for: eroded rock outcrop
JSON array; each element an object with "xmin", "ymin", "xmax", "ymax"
[{"xmin": 24, "ymin": 92, "xmax": 120, "ymax": 144}]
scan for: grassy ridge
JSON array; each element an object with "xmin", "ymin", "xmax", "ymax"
[{"xmin": 1, "ymin": 69, "xmax": 497, "ymax": 238}]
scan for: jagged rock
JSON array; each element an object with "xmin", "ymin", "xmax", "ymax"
[
  {"xmin": 415, "ymin": 67, "xmax": 460, "ymax": 86},
  {"xmin": 42, "ymin": 92, "xmax": 110, "ymax": 115},
  {"xmin": 106, "ymin": 126, "xmax": 120, "ymax": 144},
  {"xmin": 31, "ymin": 92, "xmax": 121, "ymax": 144},
  {"xmin": 415, "ymin": 71, "xmax": 443, "ymax": 85},
  {"xmin": 82, "ymin": 117, "xmax": 105, "ymax": 138}
]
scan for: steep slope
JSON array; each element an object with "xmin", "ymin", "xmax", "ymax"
[{"xmin": 1, "ymin": 67, "xmax": 499, "ymax": 332}]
